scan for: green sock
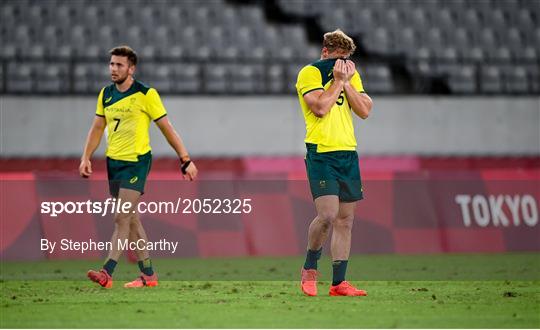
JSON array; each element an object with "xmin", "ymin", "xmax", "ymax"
[
  {"xmin": 332, "ymin": 260, "xmax": 348, "ymax": 286},
  {"xmin": 138, "ymin": 258, "xmax": 154, "ymax": 276},
  {"xmin": 103, "ymin": 258, "xmax": 117, "ymax": 275},
  {"xmin": 303, "ymin": 248, "xmax": 322, "ymax": 270}
]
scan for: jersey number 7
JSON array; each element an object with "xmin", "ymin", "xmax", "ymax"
[{"xmin": 113, "ymin": 118, "xmax": 121, "ymax": 131}]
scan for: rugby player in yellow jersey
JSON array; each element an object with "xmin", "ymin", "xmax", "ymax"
[
  {"xmin": 296, "ymin": 30, "xmax": 373, "ymax": 296},
  {"xmin": 79, "ymin": 46, "xmax": 198, "ymax": 288}
]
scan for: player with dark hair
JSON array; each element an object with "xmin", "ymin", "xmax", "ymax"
[
  {"xmin": 80, "ymin": 45, "xmax": 198, "ymax": 288},
  {"xmin": 296, "ymin": 30, "xmax": 373, "ymax": 296}
]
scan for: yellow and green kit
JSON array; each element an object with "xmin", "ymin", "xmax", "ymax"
[
  {"xmin": 96, "ymin": 80, "xmax": 166, "ymax": 196},
  {"xmin": 296, "ymin": 58, "xmax": 366, "ymax": 202}
]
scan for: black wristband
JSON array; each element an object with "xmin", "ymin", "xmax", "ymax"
[{"xmin": 181, "ymin": 160, "xmax": 191, "ymax": 174}]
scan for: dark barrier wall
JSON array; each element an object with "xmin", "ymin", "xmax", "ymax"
[{"xmin": 1, "ymin": 169, "xmax": 538, "ymax": 260}]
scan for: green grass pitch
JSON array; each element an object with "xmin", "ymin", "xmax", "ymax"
[{"xmin": 1, "ymin": 253, "xmax": 539, "ymax": 328}]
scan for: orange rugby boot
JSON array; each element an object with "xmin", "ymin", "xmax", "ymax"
[
  {"xmin": 87, "ymin": 269, "xmax": 113, "ymax": 288},
  {"xmin": 124, "ymin": 273, "xmax": 158, "ymax": 288},
  {"xmin": 329, "ymin": 281, "xmax": 367, "ymax": 296},
  {"xmin": 300, "ymin": 268, "xmax": 319, "ymax": 296}
]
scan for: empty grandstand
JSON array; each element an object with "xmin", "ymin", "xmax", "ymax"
[{"xmin": 1, "ymin": 0, "xmax": 539, "ymax": 95}]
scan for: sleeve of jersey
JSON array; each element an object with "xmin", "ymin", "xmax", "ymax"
[
  {"xmin": 95, "ymin": 88, "xmax": 105, "ymax": 117},
  {"xmin": 350, "ymin": 71, "xmax": 366, "ymax": 93},
  {"xmin": 296, "ymin": 66, "xmax": 324, "ymax": 96},
  {"xmin": 146, "ymin": 88, "xmax": 168, "ymax": 121}
]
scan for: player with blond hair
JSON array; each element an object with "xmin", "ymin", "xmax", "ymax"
[{"xmin": 296, "ymin": 30, "xmax": 373, "ymax": 296}]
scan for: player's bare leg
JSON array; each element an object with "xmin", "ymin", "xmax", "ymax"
[
  {"xmin": 301, "ymin": 195, "xmax": 339, "ymax": 296},
  {"xmin": 308, "ymin": 195, "xmax": 340, "ymax": 250},
  {"xmin": 108, "ymin": 188, "xmax": 141, "ymax": 260},
  {"xmin": 328, "ymin": 201, "xmax": 367, "ymax": 296},
  {"xmin": 87, "ymin": 188, "xmax": 140, "ymax": 288},
  {"xmin": 331, "ymin": 201, "xmax": 355, "ymax": 261},
  {"xmin": 129, "ymin": 212, "xmax": 150, "ymax": 260},
  {"xmin": 124, "ymin": 212, "xmax": 158, "ymax": 288}
]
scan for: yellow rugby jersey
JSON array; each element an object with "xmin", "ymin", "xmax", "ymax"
[
  {"xmin": 296, "ymin": 58, "xmax": 365, "ymax": 153},
  {"xmin": 95, "ymin": 80, "xmax": 167, "ymax": 162}
]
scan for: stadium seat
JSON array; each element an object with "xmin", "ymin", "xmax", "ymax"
[
  {"xmin": 35, "ymin": 63, "xmax": 68, "ymax": 93},
  {"xmin": 363, "ymin": 64, "xmax": 394, "ymax": 94},
  {"xmin": 238, "ymin": 6, "xmax": 265, "ymax": 26},
  {"xmin": 446, "ymin": 65, "xmax": 476, "ymax": 94},
  {"xmin": 91, "ymin": 63, "xmax": 110, "ymax": 92},
  {"xmin": 53, "ymin": 45, "xmax": 74, "ymax": 60},
  {"xmin": 139, "ymin": 45, "xmax": 157, "ymax": 60},
  {"xmin": 266, "ymin": 64, "xmax": 286, "ymax": 94},
  {"xmin": 286, "ymin": 63, "xmax": 305, "ymax": 93},
  {"xmin": 73, "ymin": 64, "xmax": 92, "ymax": 93},
  {"xmin": 526, "ymin": 65, "xmax": 540, "ymax": 93},
  {"xmin": 166, "ymin": 45, "xmax": 186, "ymax": 60},
  {"xmin": 462, "ymin": 46, "xmax": 485, "ymax": 61},
  {"xmin": 277, "ymin": 0, "xmax": 306, "ymax": 16},
  {"xmin": 0, "ymin": 44, "xmax": 18, "ymax": 60},
  {"xmin": 204, "ymin": 64, "xmax": 228, "ymax": 93},
  {"xmin": 6, "ymin": 62, "xmax": 33, "ymax": 93},
  {"xmin": 1, "ymin": 4, "xmax": 16, "ymax": 30},
  {"xmin": 480, "ymin": 66, "xmax": 503, "ymax": 93},
  {"xmin": 146, "ymin": 64, "xmax": 173, "ymax": 93},
  {"xmin": 170, "ymin": 63, "xmax": 200, "ymax": 93},
  {"xmin": 231, "ymin": 64, "xmax": 265, "ymax": 93},
  {"xmin": 504, "ymin": 66, "xmax": 529, "ymax": 94}
]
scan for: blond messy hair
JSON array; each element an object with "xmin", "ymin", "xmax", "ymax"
[{"xmin": 323, "ymin": 29, "xmax": 356, "ymax": 55}]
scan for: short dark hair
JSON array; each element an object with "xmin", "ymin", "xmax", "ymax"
[{"xmin": 109, "ymin": 45, "xmax": 138, "ymax": 66}]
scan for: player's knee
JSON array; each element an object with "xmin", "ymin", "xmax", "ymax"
[
  {"xmin": 317, "ymin": 209, "xmax": 339, "ymax": 225},
  {"xmin": 114, "ymin": 212, "xmax": 132, "ymax": 228},
  {"xmin": 333, "ymin": 214, "xmax": 354, "ymax": 231},
  {"xmin": 129, "ymin": 216, "xmax": 141, "ymax": 227}
]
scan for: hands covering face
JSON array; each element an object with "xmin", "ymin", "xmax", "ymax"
[{"xmin": 333, "ymin": 58, "xmax": 355, "ymax": 83}]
